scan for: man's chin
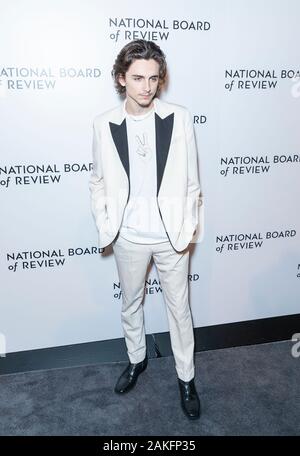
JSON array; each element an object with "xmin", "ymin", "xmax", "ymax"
[{"xmin": 138, "ymin": 97, "xmax": 153, "ymax": 107}]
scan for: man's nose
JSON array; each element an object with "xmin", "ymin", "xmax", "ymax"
[{"xmin": 143, "ymin": 79, "xmax": 151, "ymax": 92}]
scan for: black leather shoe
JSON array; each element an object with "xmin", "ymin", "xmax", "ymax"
[
  {"xmin": 114, "ymin": 357, "xmax": 148, "ymax": 394},
  {"xmin": 178, "ymin": 377, "xmax": 201, "ymax": 420}
]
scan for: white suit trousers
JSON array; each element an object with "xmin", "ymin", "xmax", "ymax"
[{"xmin": 112, "ymin": 235, "xmax": 195, "ymax": 382}]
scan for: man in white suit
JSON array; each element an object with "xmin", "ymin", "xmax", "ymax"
[{"xmin": 89, "ymin": 40, "xmax": 203, "ymax": 420}]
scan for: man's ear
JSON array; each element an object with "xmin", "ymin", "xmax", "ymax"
[{"xmin": 118, "ymin": 73, "xmax": 126, "ymax": 87}]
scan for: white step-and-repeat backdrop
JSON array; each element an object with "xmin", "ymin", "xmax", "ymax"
[{"xmin": 1, "ymin": 0, "xmax": 299, "ymax": 354}]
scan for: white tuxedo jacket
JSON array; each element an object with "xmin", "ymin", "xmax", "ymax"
[{"xmin": 89, "ymin": 97, "xmax": 204, "ymax": 252}]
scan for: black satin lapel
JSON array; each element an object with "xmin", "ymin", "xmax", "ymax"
[
  {"xmin": 109, "ymin": 119, "xmax": 129, "ymax": 179},
  {"xmin": 155, "ymin": 112, "xmax": 174, "ymax": 196}
]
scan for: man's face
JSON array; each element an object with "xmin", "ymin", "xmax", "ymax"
[{"xmin": 118, "ymin": 58, "xmax": 160, "ymax": 109}]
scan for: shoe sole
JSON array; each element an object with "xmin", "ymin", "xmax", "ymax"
[{"xmin": 183, "ymin": 412, "xmax": 200, "ymax": 420}]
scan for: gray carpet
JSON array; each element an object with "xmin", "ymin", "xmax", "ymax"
[{"xmin": 0, "ymin": 340, "xmax": 299, "ymax": 436}]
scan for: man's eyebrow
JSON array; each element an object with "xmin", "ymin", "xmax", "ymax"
[{"xmin": 131, "ymin": 74, "xmax": 159, "ymax": 78}]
